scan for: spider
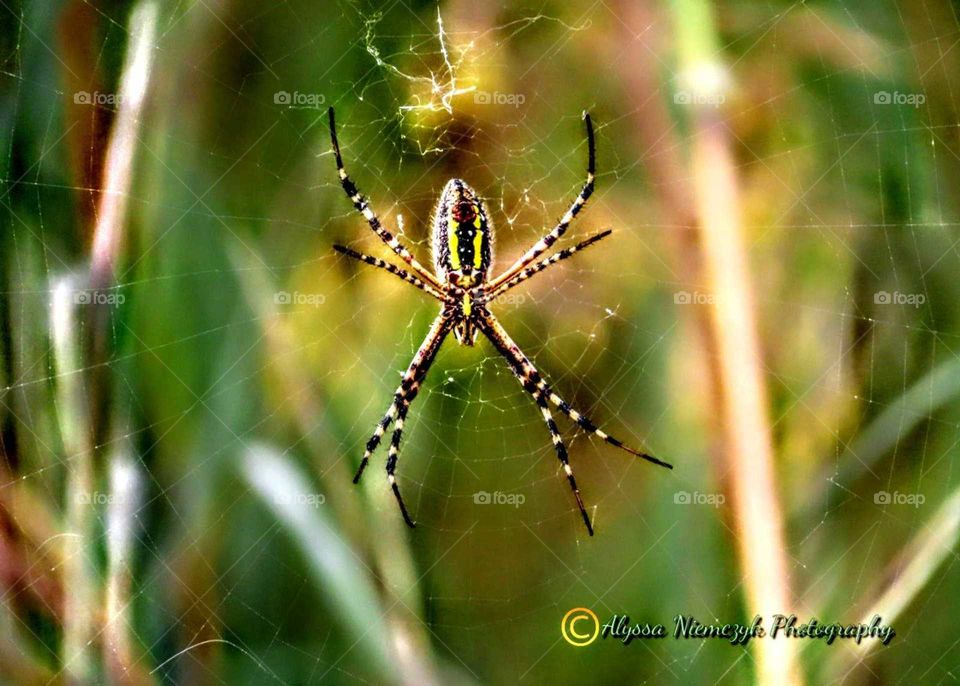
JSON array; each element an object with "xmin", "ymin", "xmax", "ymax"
[{"xmin": 328, "ymin": 107, "xmax": 672, "ymax": 535}]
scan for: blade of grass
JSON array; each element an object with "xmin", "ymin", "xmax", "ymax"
[
  {"xmin": 57, "ymin": 3, "xmax": 158, "ymax": 680},
  {"xmin": 825, "ymin": 483, "xmax": 960, "ymax": 680},
  {"xmin": 667, "ymin": 1, "xmax": 803, "ymax": 684},
  {"xmin": 230, "ymin": 244, "xmax": 442, "ymax": 683},
  {"xmin": 86, "ymin": 0, "xmax": 157, "ymax": 443},
  {"xmin": 51, "ymin": 276, "xmax": 96, "ymax": 684},
  {"xmin": 241, "ymin": 444, "xmax": 395, "ymax": 682},
  {"xmin": 89, "ymin": 0, "xmax": 157, "ymax": 287},
  {"xmin": 103, "ymin": 444, "xmax": 150, "ymax": 685},
  {"xmin": 806, "ymin": 356, "xmax": 960, "ymax": 514}
]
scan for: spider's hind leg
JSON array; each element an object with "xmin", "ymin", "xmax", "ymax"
[
  {"xmin": 354, "ymin": 396, "xmax": 401, "ymax": 483},
  {"xmin": 327, "ymin": 107, "xmax": 444, "ymax": 290},
  {"xmin": 533, "ymin": 391, "xmax": 594, "ymax": 535},
  {"xmin": 353, "ymin": 314, "xmax": 450, "ymax": 528},
  {"xmin": 353, "ymin": 314, "xmax": 450, "ymax": 483},
  {"xmin": 487, "ymin": 111, "xmax": 596, "ymax": 290},
  {"xmin": 386, "ymin": 402, "xmax": 417, "ymax": 527},
  {"xmin": 478, "ymin": 312, "xmax": 672, "ymax": 471}
]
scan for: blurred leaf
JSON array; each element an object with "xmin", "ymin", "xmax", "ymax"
[
  {"xmin": 809, "ymin": 356, "xmax": 960, "ymax": 513},
  {"xmin": 826, "ymin": 483, "xmax": 960, "ymax": 679},
  {"xmin": 240, "ymin": 444, "xmax": 395, "ymax": 683}
]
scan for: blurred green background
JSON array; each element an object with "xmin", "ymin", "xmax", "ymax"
[{"xmin": 2, "ymin": 0, "xmax": 959, "ymax": 683}]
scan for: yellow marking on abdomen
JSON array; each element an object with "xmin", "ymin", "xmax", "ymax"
[
  {"xmin": 448, "ymin": 214, "xmax": 461, "ymax": 269},
  {"xmin": 473, "ymin": 224, "xmax": 484, "ymax": 269}
]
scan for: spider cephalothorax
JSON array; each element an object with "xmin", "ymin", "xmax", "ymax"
[{"xmin": 329, "ymin": 107, "xmax": 672, "ymax": 535}]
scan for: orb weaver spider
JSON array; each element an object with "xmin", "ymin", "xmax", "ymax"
[{"xmin": 329, "ymin": 108, "xmax": 672, "ymax": 535}]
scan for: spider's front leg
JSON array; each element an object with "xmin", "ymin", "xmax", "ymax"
[
  {"xmin": 328, "ymin": 107, "xmax": 443, "ymax": 290},
  {"xmin": 385, "ymin": 400, "xmax": 417, "ymax": 526},
  {"xmin": 487, "ymin": 111, "xmax": 596, "ymax": 290},
  {"xmin": 354, "ymin": 312, "xmax": 452, "ymax": 527}
]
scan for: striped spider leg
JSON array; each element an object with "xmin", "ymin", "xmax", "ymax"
[
  {"xmin": 332, "ymin": 244, "xmax": 446, "ymax": 300},
  {"xmin": 481, "ymin": 229, "xmax": 613, "ymax": 303},
  {"xmin": 328, "ymin": 108, "xmax": 444, "ymax": 291},
  {"xmin": 477, "ymin": 311, "xmax": 672, "ymax": 536},
  {"xmin": 349, "ymin": 312, "xmax": 453, "ymax": 527},
  {"xmin": 485, "ymin": 110, "xmax": 596, "ymax": 291}
]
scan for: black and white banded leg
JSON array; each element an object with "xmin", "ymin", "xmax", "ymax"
[
  {"xmin": 386, "ymin": 400, "xmax": 416, "ymax": 527},
  {"xmin": 328, "ymin": 108, "xmax": 444, "ymax": 290},
  {"xmin": 384, "ymin": 337, "xmax": 452, "ymax": 526},
  {"xmin": 488, "ymin": 111, "xmax": 596, "ymax": 290},
  {"xmin": 333, "ymin": 244, "xmax": 447, "ymax": 301},
  {"xmin": 479, "ymin": 311, "xmax": 671, "ymax": 473},
  {"xmin": 532, "ymin": 388, "xmax": 594, "ymax": 534},
  {"xmin": 484, "ymin": 229, "xmax": 612, "ymax": 302},
  {"xmin": 353, "ymin": 314, "xmax": 451, "ymax": 484}
]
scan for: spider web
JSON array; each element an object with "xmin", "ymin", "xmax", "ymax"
[{"xmin": 2, "ymin": 0, "xmax": 959, "ymax": 684}]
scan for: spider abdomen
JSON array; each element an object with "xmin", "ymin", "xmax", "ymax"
[{"xmin": 431, "ymin": 178, "xmax": 493, "ymax": 287}]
